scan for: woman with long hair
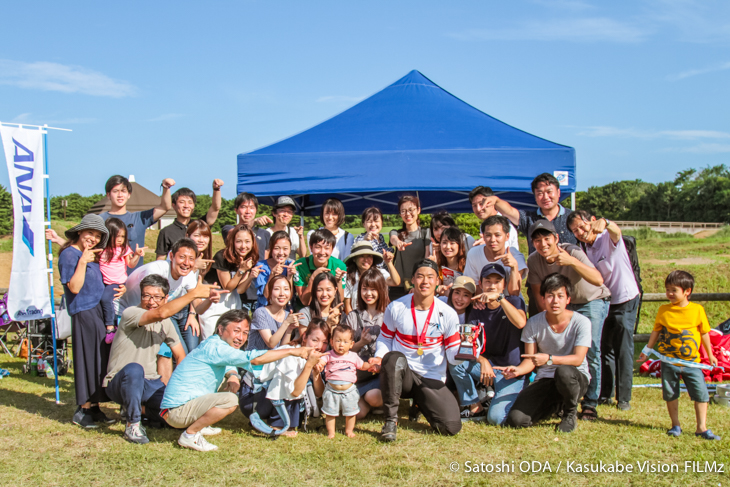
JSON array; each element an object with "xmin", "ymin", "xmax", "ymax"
[
  {"xmin": 186, "ymin": 220, "xmax": 213, "ymax": 278},
  {"xmin": 298, "ymin": 272, "xmax": 344, "ymax": 333},
  {"xmin": 388, "ymin": 194, "xmax": 430, "ymax": 301},
  {"xmin": 343, "ymin": 241, "xmax": 399, "ymax": 314},
  {"xmin": 199, "ymin": 224, "xmax": 262, "ymax": 339},
  {"xmin": 435, "ymin": 226, "xmax": 468, "ymax": 297},
  {"xmin": 344, "ymin": 268, "xmax": 390, "ymax": 418},
  {"xmin": 247, "ymin": 275, "xmax": 303, "ymax": 350},
  {"xmin": 255, "ymin": 230, "xmax": 299, "ymax": 308}
]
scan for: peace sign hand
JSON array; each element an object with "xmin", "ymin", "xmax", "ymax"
[
  {"xmin": 196, "ymin": 258, "xmax": 215, "ymax": 272},
  {"xmin": 250, "ymin": 265, "xmax": 264, "ymax": 278},
  {"xmin": 383, "ymin": 250, "xmax": 395, "ymax": 264},
  {"xmin": 134, "ymin": 244, "xmax": 149, "ymax": 257},
  {"xmin": 81, "ymin": 248, "xmax": 102, "ymax": 264},
  {"xmin": 494, "ymin": 250, "xmax": 517, "ymax": 270},
  {"xmin": 239, "ymin": 258, "xmax": 254, "ymax": 272},
  {"xmin": 551, "ymin": 247, "xmax": 574, "ymax": 267}
]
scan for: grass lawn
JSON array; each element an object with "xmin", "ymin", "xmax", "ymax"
[{"xmin": 1, "ymin": 224, "xmax": 729, "ymax": 485}]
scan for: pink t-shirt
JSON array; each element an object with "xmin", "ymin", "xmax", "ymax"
[
  {"xmin": 320, "ymin": 351, "xmax": 364, "ymax": 384},
  {"xmin": 99, "ymin": 246, "xmax": 133, "ymax": 285}
]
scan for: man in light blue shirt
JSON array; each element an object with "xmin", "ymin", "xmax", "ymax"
[{"xmin": 161, "ymin": 309, "xmax": 310, "ymax": 452}]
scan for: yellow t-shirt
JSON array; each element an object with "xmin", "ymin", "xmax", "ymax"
[{"xmin": 653, "ymin": 302, "xmax": 710, "ymax": 363}]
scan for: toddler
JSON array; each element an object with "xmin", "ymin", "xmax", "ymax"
[
  {"xmin": 638, "ymin": 270, "xmax": 720, "ymax": 440},
  {"xmin": 99, "ymin": 218, "xmax": 145, "ymax": 343},
  {"xmin": 319, "ymin": 324, "xmax": 372, "ymax": 437}
]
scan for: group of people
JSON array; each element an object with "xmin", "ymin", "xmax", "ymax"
[{"xmin": 52, "ymin": 171, "xmax": 721, "ymax": 451}]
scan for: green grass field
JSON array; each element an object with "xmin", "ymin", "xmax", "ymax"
[{"xmin": 1, "ymin": 226, "xmax": 729, "ymax": 486}]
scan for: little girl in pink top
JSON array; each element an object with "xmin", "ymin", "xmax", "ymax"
[
  {"xmin": 319, "ymin": 324, "xmax": 372, "ymax": 438},
  {"xmin": 99, "ymin": 218, "xmax": 146, "ymax": 343}
]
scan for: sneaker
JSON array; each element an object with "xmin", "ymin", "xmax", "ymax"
[
  {"xmin": 557, "ymin": 409, "xmax": 578, "ymax": 433},
  {"xmin": 380, "ymin": 420, "xmax": 397, "ymax": 442},
  {"xmin": 617, "ymin": 401, "xmax": 631, "ymax": 411},
  {"xmin": 696, "ymin": 429, "xmax": 721, "ymax": 441},
  {"xmin": 178, "ymin": 431, "xmax": 218, "ymax": 452},
  {"xmin": 667, "ymin": 426, "xmax": 682, "ymax": 437},
  {"xmin": 578, "ymin": 406, "xmax": 598, "ymax": 421},
  {"xmin": 199, "ymin": 426, "xmax": 222, "ymax": 436},
  {"xmin": 124, "ymin": 422, "xmax": 149, "ymax": 444},
  {"xmin": 460, "ymin": 407, "xmax": 487, "ymax": 422},
  {"xmin": 89, "ymin": 405, "xmax": 116, "ymax": 424},
  {"xmin": 72, "ymin": 407, "xmax": 98, "ymax": 429}
]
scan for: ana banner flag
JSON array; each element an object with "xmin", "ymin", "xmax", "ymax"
[{"xmin": 1, "ymin": 125, "xmax": 52, "ymax": 320}]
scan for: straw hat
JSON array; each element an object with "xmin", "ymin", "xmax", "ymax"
[
  {"xmin": 65, "ymin": 214, "xmax": 109, "ymax": 248},
  {"xmin": 345, "ymin": 241, "xmax": 384, "ymax": 266}
]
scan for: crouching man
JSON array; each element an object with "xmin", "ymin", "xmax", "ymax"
[
  {"xmin": 160, "ymin": 309, "xmax": 311, "ymax": 451},
  {"xmin": 499, "ymin": 274, "xmax": 591, "ymax": 433}
]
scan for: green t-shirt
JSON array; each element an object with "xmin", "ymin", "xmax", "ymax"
[{"xmin": 293, "ymin": 255, "xmax": 346, "ymax": 289}]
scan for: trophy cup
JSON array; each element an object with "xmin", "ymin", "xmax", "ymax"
[{"xmin": 455, "ymin": 323, "xmax": 482, "ymax": 361}]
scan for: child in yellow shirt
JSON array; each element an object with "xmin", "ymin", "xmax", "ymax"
[{"xmin": 637, "ymin": 270, "xmax": 720, "ymax": 440}]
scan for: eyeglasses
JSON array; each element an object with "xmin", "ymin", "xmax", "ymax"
[
  {"xmin": 141, "ymin": 294, "xmax": 166, "ymax": 302},
  {"xmin": 400, "ymin": 208, "xmax": 418, "ymax": 215}
]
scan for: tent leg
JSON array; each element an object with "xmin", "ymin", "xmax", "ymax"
[{"xmin": 571, "ymin": 192, "xmax": 576, "ymax": 211}]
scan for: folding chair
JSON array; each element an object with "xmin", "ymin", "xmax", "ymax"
[{"xmin": 0, "ymin": 293, "xmax": 13, "ymax": 356}]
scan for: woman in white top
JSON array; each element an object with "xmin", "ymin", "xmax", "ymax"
[
  {"xmin": 306, "ymin": 198, "xmax": 354, "ymax": 261},
  {"xmin": 435, "ymin": 227, "xmax": 468, "ymax": 298},
  {"xmin": 266, "ymin": 196, "xmax": 307, "ymax": 260}
]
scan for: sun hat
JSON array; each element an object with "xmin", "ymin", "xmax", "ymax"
[
  {"xmin": 345, "ymin": 241, "xmax": 384, "ymax": 266},
  {"xmin": 273, "ymin": 196, "xmax": 297, "ymax": 211},
  {"xmin": 65, "ymin": 214, "xmax": 109, "ymax": 248},
  {"xmin": 451, "ymin": 276, "xmax": 477, "ymax": 295}
]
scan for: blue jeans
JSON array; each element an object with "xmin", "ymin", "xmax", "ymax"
[
  {"xmin": 171, "ymin": 309, "xmax": 198, "ymax": 354},
  {"xmin": 449, "ymin": 360, "xmax": 525, "ymax": 425},
  {"xmin": 104, "ymin": 363, "xmax": 166, "ymax": 424},
  {"xmin": 569, "ymin": 299, "xmax": 610, "ymax": 409}
]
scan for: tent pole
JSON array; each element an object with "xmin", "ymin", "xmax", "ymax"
[
  {"xmin": 43, "ymin": 125, "xmax": 61, "ymax": 405},
  {"xmin": 571, "ymin": 192, "xmax": 576, "ymax": 211}
]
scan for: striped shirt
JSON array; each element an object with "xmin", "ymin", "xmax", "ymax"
[{"xmin": 375, "ymin": 295, "xmax": 460, "ymax": 382}]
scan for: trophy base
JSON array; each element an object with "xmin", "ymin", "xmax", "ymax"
[{"xmin": 455, "ymin": 346, "xmax": 477, "ymax": 361}]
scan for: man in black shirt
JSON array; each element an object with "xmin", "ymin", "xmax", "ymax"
[{"xmin": 155, "ymin": 179, "xmax": 224, "ymax": 259}]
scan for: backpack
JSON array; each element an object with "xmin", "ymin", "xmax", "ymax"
[{"xmin": 621, "ymin": 235, "xmax": 643, "ymax": 294}]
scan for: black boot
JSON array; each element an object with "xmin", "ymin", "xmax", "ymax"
[{"xmin": 380, "ymin": 419, "xmax": 397, "ymax": 442}]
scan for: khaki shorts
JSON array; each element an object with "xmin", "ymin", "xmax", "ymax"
[{"xmin": 165, "ymin": 392, "xmax": 238, "ymax": 429}]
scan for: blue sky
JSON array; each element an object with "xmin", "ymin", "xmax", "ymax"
[{"xmin": 1, "ymin": 0, "xmax": 729, "ymax": 200}]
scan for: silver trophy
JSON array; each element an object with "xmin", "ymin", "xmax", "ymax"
[{"xmin": 455, "ymin": 324, "xmax": 479, "ymax": 361}]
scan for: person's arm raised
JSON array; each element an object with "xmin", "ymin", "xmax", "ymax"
[
  {"xmin": 205, "ymin": 179, "xmax": 224, "ymax": 226},
  {"xmin": 138, "ymin": 276, "xmax": 219, "ymax": 326},
  {"xmin": 552, "ymin": 247, "xmax": 604, "ymax": 287},
  {"xmin": 152, "ymin": 178, "xmax": 175, "ymax": 222},
  {"xmin": 489, "ymin": 196, "xmax": 520, "ymax": 226},
  {"xmin": 68, "ymin": 248, "xmax": 102, "ymax": 294},
  {"xmin": 291, "ymin": 350, "xmax": 324, "ymax": 397}
]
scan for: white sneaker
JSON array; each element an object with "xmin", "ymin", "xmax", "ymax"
[
  {"xmin": 199, "ymin": 426, "xmax": 222, "ymax": 436},
  {"xmin": 178, "ymin": 432, "xmax": 218, "ymax": 452}
]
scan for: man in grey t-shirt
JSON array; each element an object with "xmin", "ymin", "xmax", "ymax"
[{"xmin": 496, "ymin": 274, "xmax": 591, "ymax": 433}]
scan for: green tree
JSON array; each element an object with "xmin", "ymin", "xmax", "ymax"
[{"xmin": 0, "ymin": 185, "xmax": 12, "ymax": 236}]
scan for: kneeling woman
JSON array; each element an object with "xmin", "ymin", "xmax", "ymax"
[
  {"xmin": 239, "ymin": 319, "xmax": 329, "ymax": 436},
  {"xmin": 449, "ymin": 262, "xmax": 527, "ymax": 425}
]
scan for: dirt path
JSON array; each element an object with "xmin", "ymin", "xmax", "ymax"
[
  {"xmin": 0, "ymin": 251, "xmax": 10, "ymax": 288},
  {"xmin": 644, "ymin": 257, "xmax": 716, "ymax": 266}
]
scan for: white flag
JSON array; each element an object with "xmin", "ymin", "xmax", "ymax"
[{"xmin": 1, "ymin": 125, "xmax": 52, "ymax": 320}]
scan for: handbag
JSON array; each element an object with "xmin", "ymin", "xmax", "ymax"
[{"xmin": 55, "ymin": 296, "xmax": 72, "ymax": 340}]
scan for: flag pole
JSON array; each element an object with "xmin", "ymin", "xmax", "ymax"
[{"xmin": 42, "ymin": 124, "xmax": 61, "ymax": 405}]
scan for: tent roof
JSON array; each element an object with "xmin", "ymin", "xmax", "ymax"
[
  {"xmin": 237, "ymin": 70, "xmax": 575, "ymax": 215},
  {"xmin": 88, "ymin": 180, "xmax": 175, "ymax": 217}
]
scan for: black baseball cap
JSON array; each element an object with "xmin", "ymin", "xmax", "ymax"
[{"xmin": 528, "ymin": 219, "xmax": 557, "ymax": 241}]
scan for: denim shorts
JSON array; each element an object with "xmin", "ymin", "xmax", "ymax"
[
  {"xmin": 321, "ymin": 383, "xmax": 360, "ymax": 417},
  {"xmin": 356, "ymin": 376, "xmax": 380, "ymax": 396},
  {"xmin": 661, "ymin": 362, "xmax": 709, "ymax": 403}
]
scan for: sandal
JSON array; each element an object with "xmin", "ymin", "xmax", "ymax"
[
  {"xmin": 695, "ymin": 429, "xmax": 721, "ymax": 440},
  {"xmin": 578, "ymin": 406, "xmax": 598, "ymax": 421}
]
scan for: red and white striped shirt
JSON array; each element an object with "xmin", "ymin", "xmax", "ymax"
[{"xmin": 375, "ymin": 295, "xmax": 461, "ymax": 382}]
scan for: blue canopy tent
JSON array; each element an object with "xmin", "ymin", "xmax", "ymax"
[{"xmin": 237, "ymin": 70, "xmax": 575, "ymax": 216}]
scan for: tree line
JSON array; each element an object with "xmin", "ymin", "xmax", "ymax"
[{"xmin": 0, "ymin": 164, "xmax": 727, "ymax": 237}]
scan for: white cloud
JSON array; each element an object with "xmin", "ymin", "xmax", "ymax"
[
  {"xmin": 667, "ymin": 61, "xmax": 730, "ymax": 80},
  {"xmin": 575, "ymin": 126, "xmax": 730, "ymax": 140},
  {"xmin": 147, "ymin": 113, "xmax": 184, "ymax": 122},
  {"xmin": 449, "ymin": 17, "xmax": 649, "ymax": 43},
  {"xmin": 316, "ymin": 95, "xmax": 365, "ymax": 103},
  {"xmin": 0, "ymin": 59, "xmax": 136, "ymax": 97}
]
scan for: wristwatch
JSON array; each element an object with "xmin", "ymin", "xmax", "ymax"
[
  {"xmin": 238, "ymin": 269, "xmax": 247, "ymax": 276},
  {"xmin": 547, "ymin": 354, "xmax": 553, "ymax": 366},
  {"xmin": 496, "ymin": 293, "xmax": 505, "ymax": 302}
]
